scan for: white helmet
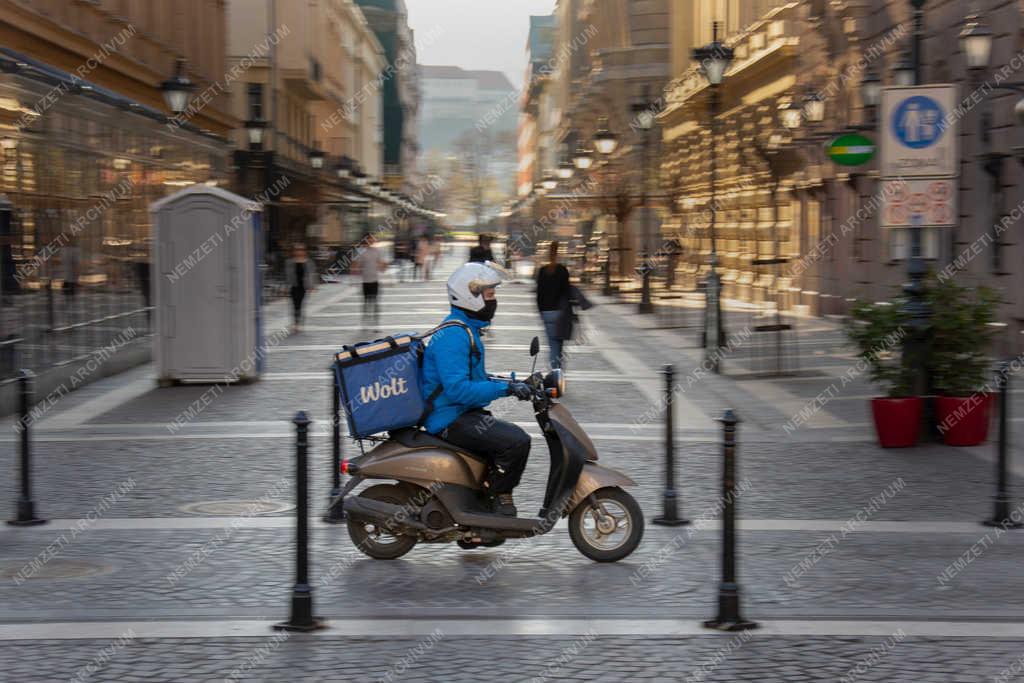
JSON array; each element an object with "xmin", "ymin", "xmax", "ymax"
[{"xmin": 447, "ymin": 261, "xmax": 510, "ymax": 312}]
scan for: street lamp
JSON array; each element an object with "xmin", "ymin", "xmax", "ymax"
[
  {"xmin": 802, "ymin": 92, "xmax": 826, "ymax": 124},
  {"xmin": 557, "ymin": 158, "xmax": 576, "ymax": 181},
  {"xmin": 593, "ymin": 118, "xmax": 619, "ymax": 156},
  {"xmin": 160, "ymin": 57, "xmax": 195, "ymax": 115},
  {"xmin": 861, "ymin": 67, "xmax": 882, "ymax": 108},
  {"xmin": 632, "ymin": 89, "xmax": 657, "ymax": 314},
  {"xmin": 694, "ymin": 31, "xmax": 733, "ymax": 86},
  {"xmin": 244, "ymin": 119, "xmax": 267, "ymax": 150},
  {"xmin": 779, "ymin": 100, "xmax": 803, "ymax": 131},
  {"xmin": 573, "ymin": 147, "xmax": 594, "ymax": 170},
  {"xmin": 893, "ymin": 51, "xmax": 916, "ymax": 87},
  {"xmin": 635, "ymin": 107, "xmax": 656, "ymax": 131},
  {"xmin": 309, "ymin": 147, "xmax": 325, "ymax": 169},
  {"xmin": 335, "ymin": 155, "xmax": 354, "ymax": 180},
  {"xmin": 693, "ymin": 22, "xmax": 734, "ymax": 372},
  {"xmin": 960, "ymin": 12, "xmax": 993, "ymax": 71},
  {"xmin": 900, "ymin": 0, "xmax": 930, "ymax": 427}
]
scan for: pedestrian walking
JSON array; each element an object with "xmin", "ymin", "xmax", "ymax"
[
  {"xmin": 535, "ymin": 240, "xmax": 571, "ymax": 370},
  {"xmin": 353, "ymin": 231, "xmax": 389, "ymax": 331},
  {"xmin": 61, "ymin": 242, "xmax": 80, "ymax": 298},
  {"xmin": 393, "ymin": 231, "xmax": 410, "ymax": 282},
  {"xmin": 469, "ymin": 233, "xmax": 494, "ymax": 263},
  {"xmin": 285, "ymin": 242, "xmax": 317, "ymax": 333},
  {"xmin": 431, "ymin": 233, "xmax": 443, "ymax": 273},
  {"xmin": 416, "ymin": 235, "xmax": 432, "ymax": 281}
]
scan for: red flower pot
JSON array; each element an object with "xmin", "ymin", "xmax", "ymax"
[
  {"xmin": 936, "ymin": 394, "xmax": 992, "ymax": 446},
  {"xmin": 870, "ymin": 397, "xmax": 922, "ymax": 448}
]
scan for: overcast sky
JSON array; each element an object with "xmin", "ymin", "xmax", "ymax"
[{"xmin": 405, "ymin": 0, "xmax": 557, "ymax": 89}]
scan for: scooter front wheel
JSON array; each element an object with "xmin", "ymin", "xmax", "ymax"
[{"xmin": 568, "ymin": 487, "xmax": 644, "ymax": 562}]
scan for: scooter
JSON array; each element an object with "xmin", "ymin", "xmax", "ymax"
[{"xmin": 332, "ymin": 337, "xmax": 644, "ymax": 562}]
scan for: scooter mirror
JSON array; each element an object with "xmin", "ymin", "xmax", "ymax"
[{"xmin": 529, "ymin": 336, "xmax": 540, "ymax": 357}]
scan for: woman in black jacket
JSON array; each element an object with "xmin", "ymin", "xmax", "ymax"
[
  {"xmin": 535, "ymin": 240, "xmax": 571, "ymax": 370},
  {"xmin": 285, "ymin": 242, "xmax": 317, "ymax": 332}
]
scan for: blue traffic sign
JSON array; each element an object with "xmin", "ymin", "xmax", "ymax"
[{"xmin": 891, "ymin": 95, "xmax": 946, "ymax": 149}]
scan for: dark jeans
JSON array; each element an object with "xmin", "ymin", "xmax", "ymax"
[
  {"xmin": 362, "ymin": 281, "xmax": 379, "ymax": 326},
  {"xmin": 290, "ymin": 286, "xmax": 306, "ymax": 325},
  {"xmin": 540, "ymin": 309, "xmax": 563, "ymax": 369},
  {"xmin": 442, "ymin": 409, "xmax": 531, "ymax": 494}
]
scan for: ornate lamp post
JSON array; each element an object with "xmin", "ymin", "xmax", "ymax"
[
  {"xmin": 861, "ymin": 67, "xmax": 882, "ymax": 110},
  {"xmin": 802, "ymin": 93, "xmax": 826, "ymax": 125},
  {"xmin": 308, "ymin": 146, "xmax": 325, "ymax": 170},
  {"xmin": 633, "ymin": 90, "xmax": 657, "ymax": 314},
  {"xmin": 556, "ymin": 154, "xmax": 576, "ymax": 181},
  {"xmin": 160, "ymin": 58, "xmax": 195, "ymax": 115},
  {"xmin": 593, "ymin": 119, "xmax": 619, "ymax": 156},
  {"xmin": 898, "ymin": 0, "xmax": 931, "ymax": 416},
  {"xmin": 693, "ymin": 23, "xmax": 734, "ymax": 373},
  {"xmin": 573, "ymin": 147, "xmax": 594, "ymax": 171},
  {"xmin": 593, "ymin": 118, "xmax": 619, "ymax": 296},
  {"xmin": 244, "ymin": 119, "xmax": 268, "ymax": 150}
]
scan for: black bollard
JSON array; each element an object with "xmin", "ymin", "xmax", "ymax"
[
  {"xmin": 8, "ymin": 369, "xmax": 46, "ymax": 527},
  {"xmin": 275, "ymin": 411, "xmax": 326, "ymax": 632},
  {"xmin": 984, "ymin": 361, "xmax": 1022, "ymax": 529},
  {"xmin": 653, "ymin": 365, "xmax": 689, "ymax": 527},
  {"xmin": 704, "ymin": 409, "xmax": 757, "ymax": 632},
  {"xmin": 324, "ymin": 366, "xmax": 345, "ymax": 523}
]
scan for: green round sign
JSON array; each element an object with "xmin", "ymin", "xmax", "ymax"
[{"xmin": 826, "ymin": 134, "xmax": 876, "ymax": 167}]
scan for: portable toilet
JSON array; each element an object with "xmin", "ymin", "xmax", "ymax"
[{"xmin": 150, "ymin": 185, "xmax": 264, "ymax": 385}]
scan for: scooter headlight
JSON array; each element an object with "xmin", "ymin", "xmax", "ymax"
[{"xmin": 543, "ymin": 369, "xmax": 565, "ymax": 398}]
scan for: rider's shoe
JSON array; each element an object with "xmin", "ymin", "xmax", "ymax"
[{"xmin": 492, "ymin": 493, "xmax": 517, "ymax": 517}]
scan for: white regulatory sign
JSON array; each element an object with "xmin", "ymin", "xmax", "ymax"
[
  {"xmin": 880, "ymin": 85, "xmax": 959, "ymax": 178},
  {"xmin": 879, "ymin": 178, "xmax": 957, "ymax": 228}
]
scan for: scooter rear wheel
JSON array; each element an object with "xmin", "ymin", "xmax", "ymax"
[
  {"xmin": 347, "ymin": 484, "xmax": 419, "ymax": 560},
  {"xmin": 569, "ymin": 487, "xmax": 644, "ymax": 562}
]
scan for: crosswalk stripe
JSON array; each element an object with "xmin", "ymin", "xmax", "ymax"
[{"xmin": 1, "ymin": 618, "xmax": 1021, "ymax": 640}]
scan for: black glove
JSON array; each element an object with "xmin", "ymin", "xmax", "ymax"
[{"xmin": 508, "ymin": 382, "xmax": 534, "ymax": 401}]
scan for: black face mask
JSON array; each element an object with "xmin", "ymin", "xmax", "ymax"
[{"xmin": 466, "ymin": 299, "xmax": 498, "ymax": 322}]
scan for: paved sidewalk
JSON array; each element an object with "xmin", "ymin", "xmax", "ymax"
[
  {"xmin": 1, "ymin": 634, "xmax": 1019, "ymax": 682},
  {"xmin": 2, "ymin": 244, "xmax": 1023, "ymax": 682}
]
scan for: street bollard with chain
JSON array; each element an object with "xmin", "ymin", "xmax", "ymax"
[
  {"xmin": 704, "ymin": 409, "xmax": 757, "ymax": 631},
  {"xmin": 275, "ymin": 411, "xmax": 326, "ymax": 632},
  {"xmin": 8, "ymin": 369, "xmax": 46, "ymax": 527},
  {"xmin": 653, "ymin": 365, "xmax": 689, "ymax": 527},
  {"xmin": 984, "ymin": 361, "xmax": 1022, "ymax": 529}
]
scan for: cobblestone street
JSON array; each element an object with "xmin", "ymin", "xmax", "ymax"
[{"xmin": 2, "ymin": 246, "xmax": 1023, "ymax": 681}]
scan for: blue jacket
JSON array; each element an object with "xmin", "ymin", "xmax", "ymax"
[{"xmin": 421, "ymin": 308, "xmax": 508, "ymax": 434}]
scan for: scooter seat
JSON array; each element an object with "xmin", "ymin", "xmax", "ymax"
[{"xmin": 389, "ymin": 427, "xmax": 488, "ymax": 463}]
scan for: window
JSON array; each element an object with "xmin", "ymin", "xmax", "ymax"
[
  {"xmin": 246, "ymin": 83, "xmax": 264, "ymax": 120},
  {"xmin": 886, "ymin": 227, "xmax": 940, "ymax": 261}
]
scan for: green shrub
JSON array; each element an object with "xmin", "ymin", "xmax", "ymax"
[
  {"xmin": 925, "ymin": 275, "xmax": 1001, "ymax": 396},
  {"xmin": 845, "ymin": 299, "xmax": 913, "ymax": 397}
]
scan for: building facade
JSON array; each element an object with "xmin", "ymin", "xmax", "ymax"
[
  {"xmin": 0, "ymin": 0, "xmax": 234, "ymax": 382},
  {"xmin": 227, "ymin": 0, "xmax": 391, "ymax": 250},
  {"xmin": 519, "ymin": 14, "xmax": 558, "ymax": 199},
  {"xmin": 660, "ymin": 0, "xmax": 1024, "ymax": 351},
  {"xmin": 418, "ymin": 65, "xmax": 518, "ymax": 227},
  {"xmin": 511, "ymin": 0, "xmax": 671, "ymax": 271},
  {"xmin": 354, "ymin": 0, "xmax": 419, "ymax": 191},
  {"xmin": 418, "ymin": 65, "xmax": 518, "ymax": 152}
]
